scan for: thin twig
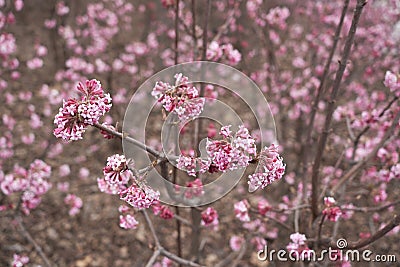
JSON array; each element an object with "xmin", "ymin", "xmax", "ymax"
[
  {"xmin": 142, "ymin": 210, "xmax": 162, "ymax": 249},
  {"xmin": 160, "ymin": 248, "xmax": 205, "ymax": 267},
  {"xmin": 311, "ymin": 0, "xmax": 368, "ymax": 220},
  {"xmin": 174, "ymin": 0, "xmax": 180, "ymax": 65},
  {"xmin": 191, "ymin": 0, "xmax": 197, "ymax": 59},
  {"xmin": 342, "ymin": 200, "xmax": 400, "ymax": 213},
  {"xmin": 174, "ymin": 214, "xmax": 192, "ymax": 226},
  {"xmin": 190, "ymin": 0, "xmax": 211, "ymax": 261},
  {"xmin": 317, "ymin": 214, "xmax": 326, "ymax": 247},
  {"xmin": 300, "ymin": 0, "xmax": 350, "ymax": 202},
  {"xmin": 329, "ymin": 214, "xmax": 400, "ymax": 250},
  {"xmin": 231, "ymin": 242, "xmax": 247, "ymax": 267},
  {"xmin": 211, "ymin": 10, "xmax": 235, "ymax": 43},
  {"xmin": 145, "ymin": 250, "xmax": 161, "ymax": 267},
  {"xmin": 15, "ymin": 215, "xmax": 52, "ymax": 267},
  {"xmin": 93, "ymin": 123, "xmax": 161, "ymax": 158}
]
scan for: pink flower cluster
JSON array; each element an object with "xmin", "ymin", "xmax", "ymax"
[
  {"xmin": 229, "ymin": 236, "xmax": 245, "ymax": 252},
  {"xmin": 176, "ymin": 125, "xmax": 258, "ymax": 177},
  {"xmin": 118, "ymin": 205, "xmax": 139, "ymax": 229},
  {"xmin": 161, "ymin": 0, "xmax": 175, "ymax": 8},
  {"xmin": 265, "ymin": 7, "xmax": 290, "ymax": 29},
  {"xmin": 0, "ymin": 159, "xmax": 52, "ymax": 215},
  {"xmin": 12, "ymin": 254, "xmax": 29, "ymax": 267},
  {"xmin": 152, "ymin": 73, "xmax": 205, "ymax": 122},
  {"xmin": 206, "ymin": 125, "xmax": 257, "ymax": 172},
  {"xmin": 286, "ymin": 232, "xmax": 311, "ymax": 260},
  {"xmin": 384, "ymin": 70, "xmax": 400, "ymax": 97},
  {"xmin": 119, "ymin": 184, "xmax": 160, "ymax": 210},
  {"xmin": 184, "ymin": 178, "xmax": 204, "ymax": 199},
  {"xmin": 98, "ymin": 154, "xmax": 132, "ymax": 195},
  {"xmin": 53, "ymin": 79, "xmax": 112, "ymax": 141},
  {"xmin": 64, "ymin": 194, "xmax": 83, "ymax": 216},
  {"xmin": 248, "ymin": 144, "xmax": 285, "ymax": 192},
  {"xmin": 152, "ymin": 201, "xmax": 174, "ymax": 219},
  {"xmin": 0, "ymin": 33, "xmax": 16, "ymax": 57},
  {"xmin": 207, "ymin": 41, "xmax": 242, "ymax": 65},
  {"xmin": 322, "ymin": 197, "xmax": 342, "ymax": 222},
  {"xmin": 103, "ymin": 154, "xmax": 131, "ymax": 185},
  {"xmin": 176, "ymin": 155, "xmax": 210, "ymax": 177},
  {"xmin": 201, "ymin": 207, "xmax": 219, "ymax": 228},
  {"xmin": 234, "ymin": 199, "xmax": 250, "ymax": 222},
  {"xmin": 119, "ymin": 214, "xmax": 139, "ymax": 229}
]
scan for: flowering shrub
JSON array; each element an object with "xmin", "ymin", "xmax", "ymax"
[{"xmin": 1, "ymin": 0, "xmax": 400, "ymax": 266}]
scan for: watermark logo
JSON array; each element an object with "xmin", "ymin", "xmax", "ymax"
[
  {"xmin": 122, "ymin": 61, "xmax": 276, "ymax": 207},
  {"xmin": 257, "ymin": 238, "xmax": 397, "ymax": 263}
]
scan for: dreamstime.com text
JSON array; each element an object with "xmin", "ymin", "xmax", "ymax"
[{"xmin": 257, "ymin": 239, "xmax": 397, "ymax": 263}]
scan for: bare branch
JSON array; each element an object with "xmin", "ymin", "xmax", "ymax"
[
  {"xmin": 311, "ymin": 0, "xmax": 368, "ymax": 220},
  {"xmin": 160, "ymin": 248, "xmax": 205, "ymax": 267},
  {"xmin": 93, "ymin": 123, "xmax": 162, "ymax": 158},
  {"xmin": 145, "ymin": 250, "xmax": 161, "ymax": 267},
  {"xmin": 329, "ymin": 214, "xmax": 400, "ymax": 250},
  {"xmin": 15, "ymin": 215, "xmax": 52, "ymax": 267},
  {"xmin": 142, "ymin": 210, "xmax": 162, "ymax": 249}
]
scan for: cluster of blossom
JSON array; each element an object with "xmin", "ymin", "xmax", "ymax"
[
  {"xmin": 0, "ymin": 159, "xmax": 52, "ymax": 215},
  {"xmin": 229, "ymin": 235, "xmax": 245, "ymax": 252},
  {"xmin": 207, "ymin": 125, "xmax": 257, "ymax": 172},
  {"xmin": 183, "ymin": 178, "xmax": 204, "ymax": 199},
  {"xmin": 248, "ymin": 144, "xmax": 286, "ymax": 192},
  {"xmin": 26, "ymin": 43, "xmax": 48, "ymax": 70},
  {"xmin": 176, "ymin": 155, "xmax": 210, "ymax": 177},
  {"xmin": 151, "ymin": 200, "xmax": 174, "ymax": 219},
  {"xmin": 322, "ymin": 197, "xmax": 342, "ymax": 222},
  {"xmin": 152, "ymin": 73, "xmax": 205, "ymax": 122},
  {"xmin": 265, "ymin": 7, "xmax": 290, "ymax": 29},
  {"xmin": 64, "ymin": 194, "xmax": 83, "ymax": 216},
  {"xmin": 118, "ymin": 205, "xmax": 139, "ymax": 229},
  {"xmin": 153, "ymin": 257, "xmax": 173, "ymax": 267},
  {"xmin": 12, "ymin": 253, "xmax": 29, "ymax": 267},
  {"xmin": 103, "ymin": 154, "xmax": 131, "ymax": 185},
  {"xmin": 53, "ymin": 79, "xmax": 112, "ymax": 141},
  {"xmin": 119, "ymin": 183, "xmax": 160, "ymax": 210},
  {"xmin": 0, "ymin": 33, "xmax": 16, "ymax": 58},
  {"xmin": 246, "ymin": 2, "xmax": 290, "ymax": 30},
  {"xmin": 207, "ymin": 41, "xmax": 242, "ymax": 65},
  {"xmin": 97, "ymin": 154, "xmax": 160, "ymax": 210},
  {"xmin": 234, "ymin": 199, "xmax": 251, "ymax": 222},
  {"xmin": 384, "ymin": 71, "xmax": 400, "ymax": 97},
  {"xmin": 177, "ymin": 125, "xmax": 258, "ymax": 178},
  {"xmin": 258, "ymin": 198, "xmax": 272, "ymax": 216},
  {"xmin": 201, "ymin": 207, "xmax": 219, "ymax": 229},
  {"xmin": 286, "ymin": 233, "xmax": 311, "ymax": 260},
  {"xmin": 161, "ymin": 0, "xmax": 175, "ymax": 8}
]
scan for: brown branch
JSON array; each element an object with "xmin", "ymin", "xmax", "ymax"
[
  {"xmin": 311, "ymin": 0, "xmax": 368, "ymax": 220},
  {"xmin": 191, "ymin": 0, "xmax": 197, "ymax": 60},
  {"xmin": 142, "ymin": 210, "xmax": 162, "ymax": 249},
  {"xmin": 145, "ymin": 250, "xmax": 161, "ymax": 267},
  {"xmin": 93, "ymin": 123, "xmax": 161, "ymax": 158},
  {"xmin": 211, "ymin": 10, "xmax": 235, "ymax": 43},
  {"xmin": 331, "ymin": 214, "xmax": 400, "ymax": 250},
  {"xmin": 15, "ymin": 215, "xmax": 52, "ymax": 267},
  {"xmin": 174, "ymin": 0, "xmax": 180, "ymax": 65},
  {"xmin": 342, "ymin": 200, "xmax": 400, "ymax": 213},
  {"xmin": 189, "ymin": 0, "xmax": 211, "ymax": 262},
  {"xmin": 160, "ymin": 248, "xmax": 205, "ymax": 267}
]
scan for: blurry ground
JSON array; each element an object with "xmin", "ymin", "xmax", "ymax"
[{"xmin": 1, "ymin": 1, "xmax": 399, "ymax": 267}]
